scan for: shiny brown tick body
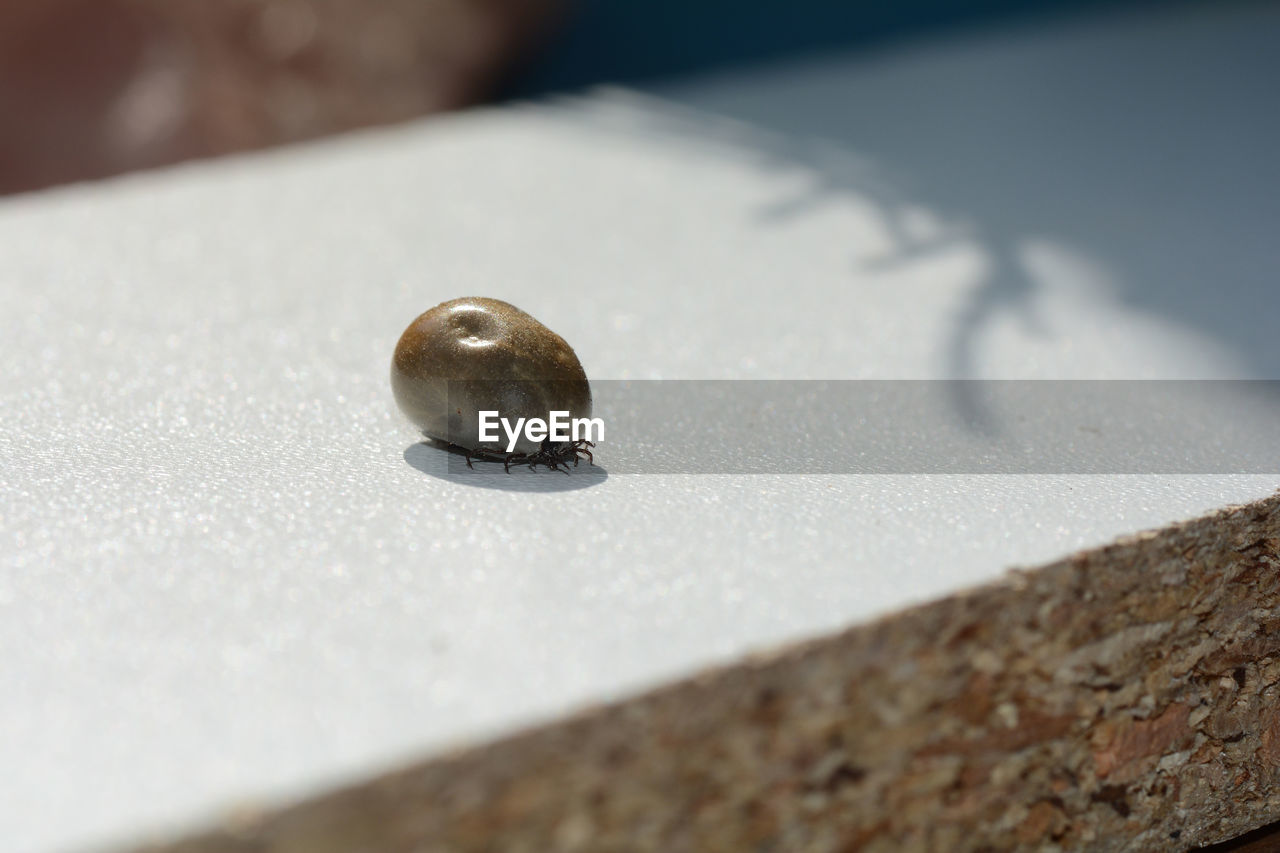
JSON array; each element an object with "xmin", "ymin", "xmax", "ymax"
[{"xmin": 391, "ymin": 297, "xmax": 594, "ymax": 472}]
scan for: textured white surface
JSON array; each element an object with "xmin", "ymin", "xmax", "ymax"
[{"xmin": 2, "ymin": 3, "xmax": 1278, "ymax": 851}]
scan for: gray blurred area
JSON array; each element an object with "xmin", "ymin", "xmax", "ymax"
[{"xmin": 426, "ymin": 380, "xmax": 1280, "ymax": 475}]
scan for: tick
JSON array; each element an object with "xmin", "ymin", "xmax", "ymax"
[{"xmin": 391, "ymin": 297, "xmax": 595, "ymax": 472}]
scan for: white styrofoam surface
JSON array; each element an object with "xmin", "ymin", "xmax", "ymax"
[{"xmin": 2, "ymin": 3, "xmax": 1278, "ymax": 850}]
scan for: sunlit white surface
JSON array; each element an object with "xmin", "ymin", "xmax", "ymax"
[{"xmin": 1, "ymin": 2, "xmax": 1278, "ymax": 850}]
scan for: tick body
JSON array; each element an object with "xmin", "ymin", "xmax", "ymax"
[{"xmin": 391, "ymin": 297, "xmax": 594, "ymax": 472}]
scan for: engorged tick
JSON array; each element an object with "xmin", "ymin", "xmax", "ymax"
[{"xmin": 391, "ymin": 297, "xmax": 595, "ymax": 473}]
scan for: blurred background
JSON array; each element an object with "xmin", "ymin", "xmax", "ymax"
[{"xmin": 0, "ymin": 0, "xmax": 1183, "ymax": 196}]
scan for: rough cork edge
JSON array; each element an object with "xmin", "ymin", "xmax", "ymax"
[{"xmin": 126, "ymin": 492, "xmax": 1280, "ymax": 853}]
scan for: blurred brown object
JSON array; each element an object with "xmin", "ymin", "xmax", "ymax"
[{"xmin": 0, "ymin": 0, "xmax": 563, "ymax": 195}]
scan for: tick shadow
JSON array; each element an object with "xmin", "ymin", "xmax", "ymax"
[{"xmin": 403, "ymin": 441, "xmax": 609, "ymax": 492}]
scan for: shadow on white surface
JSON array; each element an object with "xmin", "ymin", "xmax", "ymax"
[
  {"xmin": 403, "ymin": 441, "xmax": 609, "ymax": 491},
  {"xmin": 573, "ymin": 2, "xmax": 1280, "ymax": 388}
]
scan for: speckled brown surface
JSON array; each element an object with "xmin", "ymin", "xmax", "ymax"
[{"xmin": 126, "ymin": 492, "xmax": 1280, "ymax": 853}]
